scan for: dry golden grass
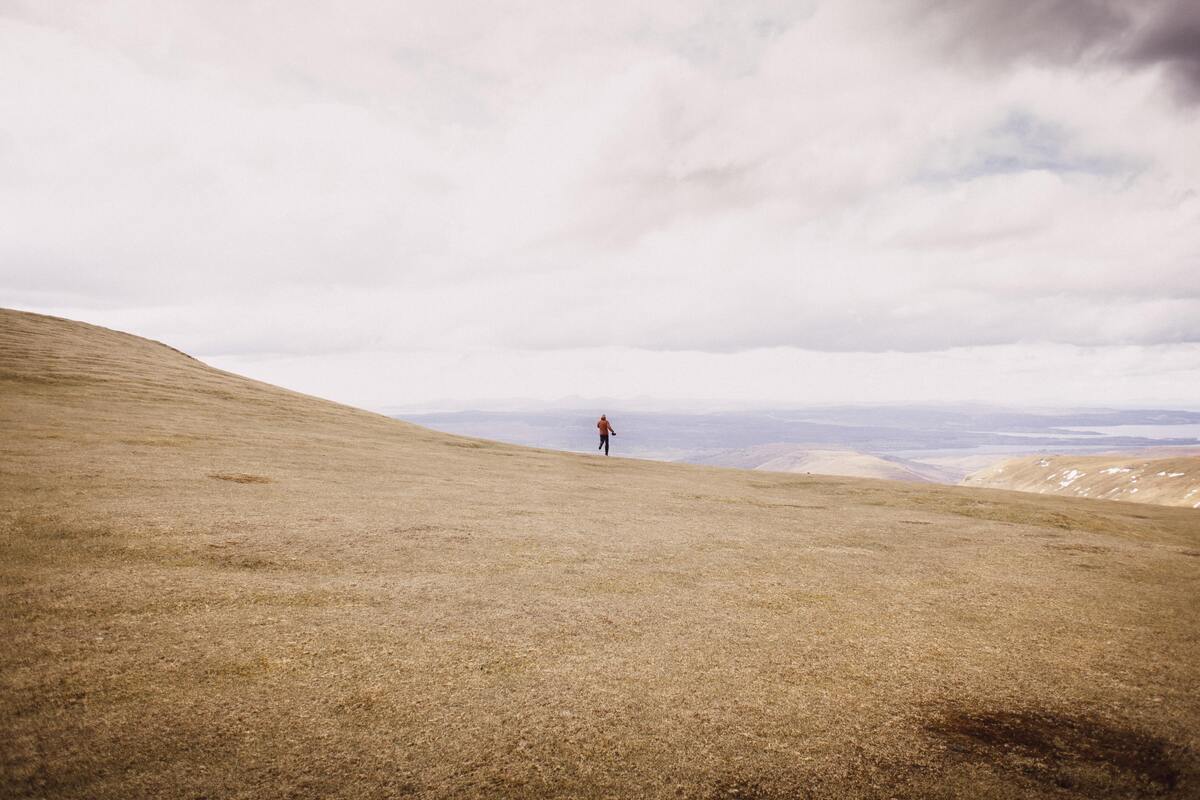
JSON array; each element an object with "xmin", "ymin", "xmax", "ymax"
[
  {"xmin": 965, "ymin": 453, "xmax": 1200, "ymax": 509},
  {"xmin": 1, "ymin": 308, "xmax": 1198, "ymax": 799}
]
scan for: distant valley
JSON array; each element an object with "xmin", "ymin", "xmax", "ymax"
[{"xmin": 395, "ymin": 406, "xmax": 1200, "ymax": 485}]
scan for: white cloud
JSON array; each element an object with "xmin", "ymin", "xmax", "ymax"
[
  {"xmin": 205, "ymin": 342, "xmax": 1200, "ymax": 412},
  {"xmin": 1, "ymin": 1, "xmax": 1197, "ymax": 406}
]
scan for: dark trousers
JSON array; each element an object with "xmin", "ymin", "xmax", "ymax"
[{"xmin": 598, "ymin": 434, "xmax": 609, "ymax": 455}]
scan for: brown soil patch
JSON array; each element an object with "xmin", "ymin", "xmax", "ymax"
[
  {"xmin": 708, "ymin": 778, "xmax": 790, "ymax": 800},
  {"xmin": 1044, "ymin": 543, "xmax": 1113, "ymax": 555},
  {"xmin": 208, "ymin": 472, "xmax": 271, "ymax": 484}
]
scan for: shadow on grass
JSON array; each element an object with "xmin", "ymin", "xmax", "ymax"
[{"xmin": 926, "ymin": 707, "xmax": 1191, "ymax": 797}]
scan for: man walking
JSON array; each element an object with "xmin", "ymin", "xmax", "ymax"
[{"xmin": 597, "ymin": 414, "xmax": 615, "ymax": 456}]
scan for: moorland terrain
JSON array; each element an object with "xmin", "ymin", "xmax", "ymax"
[
  {"xmin": 2, "ymin": 308, "xmax": 1198, "ymax": 799},
  {"xmin": 965, "ymin": 452, "xmax": 1200, "ymax": 509}
]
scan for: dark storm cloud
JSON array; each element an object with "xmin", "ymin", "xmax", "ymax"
[
  {"xmin": 1125, "ymin": 2, "xmax": 1200, "ymax": 101},
  {"xmin": 908, "ymin": 0, "xmax": 1200, "ymax": 101}
]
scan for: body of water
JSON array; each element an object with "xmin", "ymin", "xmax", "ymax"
[{"xmin": 1060, "ymin": 424, "xmax": 1200, "ymax": 440}]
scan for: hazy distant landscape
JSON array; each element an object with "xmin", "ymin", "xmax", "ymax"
[{"xmin": 398, "ymin": 406, "xmax": 1200, "ymax": 482}]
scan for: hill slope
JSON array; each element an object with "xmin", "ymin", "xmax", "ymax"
[
  {"xmin": 755, "ymin": 448, "xmax": 944, "ymax": 482},
  {"xmin": 2, "ymin": 308, "xmax": 1199, "ymax": 800},
  {"xmin": 689, "ymin": 444, "xmax": 959, "ymax": 483},
  {"xmin": 964, "ymin": 453, "xmax": 1200, "ymax": 509}
]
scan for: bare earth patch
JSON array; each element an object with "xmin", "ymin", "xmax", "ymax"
[{"xmin": 208, "ymin": 472, "xmax": 272, "ymax": 484}]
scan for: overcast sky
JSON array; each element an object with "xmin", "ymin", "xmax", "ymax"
[{"xmin": 3, "ymin": 1, "xmax": 1199, "ymax": 410}]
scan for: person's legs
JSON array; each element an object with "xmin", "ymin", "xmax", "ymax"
[
  {"xmin": 603, "ymin": 434, "xmax": 609, "ymax": 455},
  {"xmin": 598, "ymin": 435, "xmax": 604, "ymax": 451}
]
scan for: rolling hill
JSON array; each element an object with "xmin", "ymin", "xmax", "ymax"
[
  {"xmin": 964, "ymin": 453, "xmax": 1200, "ymax": 509},
  {"xmin": 2, "ymin": 308, "xmax": 1198, "ymax": 799},
  {"xmin": 690, "ymin": 444, "xmax": 959, "ymax": 483}
]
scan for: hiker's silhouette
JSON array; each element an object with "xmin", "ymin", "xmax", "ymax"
[{"xmin": 597, "ymin": 414, "xmax": 615, "ymax": 456}]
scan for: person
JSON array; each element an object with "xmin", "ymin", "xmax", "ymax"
[{"xmin": 596, "ymin": 414, "xmax": 615, "ymax": 456}]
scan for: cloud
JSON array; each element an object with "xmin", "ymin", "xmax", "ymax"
[
  {"xmin": 206, "ymin": 341, "xmax": 1200, "ymax": 412},
  {"xmin": 1, "ymin": 1, "xmax": 1198, "ymax": 406},
  {"xmin": 901, "ymin": 0, "xmax": 1200, "ymax": 102},
  {"xmin": 1125, "ymin": 2, "xmax": 1200, "ymax": 101},
  {"xmin": 904, "ymin": 0, "xmax": 1134, "ymax": 64}
]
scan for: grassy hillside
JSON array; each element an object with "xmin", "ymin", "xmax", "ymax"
[
  {"xmin": 965, "ymin": 453, "xmax": 1200, "ymax": 509},
  {"xmin": 2, "ymin": 308, "xmax": 1198, "ymax": 799},
  {"xmin": 685, "ymin": 444, "xmax": 960, "ymax": 483},
  {"xmin": 751, "ymin": 449, "xmax": 950, "ymax": 483}
]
